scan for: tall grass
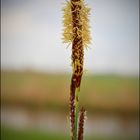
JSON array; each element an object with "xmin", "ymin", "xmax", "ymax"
[{"xmin": 62, "ymin": 0, "xmax": 91, "ymax": 139}]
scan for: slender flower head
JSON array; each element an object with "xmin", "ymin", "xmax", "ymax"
[
  {"xmin": 62, "ymin": 0, "xmax": 91, "ymax": 90},
  {"xmin": 62, "ymin": 0, "xmax": 91, "ymax": 139},
  {"xmin": 78, "ymin": 107, "xmax": 86, "ymax": 140}
]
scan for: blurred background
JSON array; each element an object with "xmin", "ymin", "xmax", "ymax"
[{"xmin": 1, "ymin": 0, "xmax": 139, "ymax": 140}]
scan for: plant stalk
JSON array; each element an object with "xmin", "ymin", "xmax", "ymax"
[{"xmin": 74, "ymin": 88, "xmax": 80, "ymax": 140}]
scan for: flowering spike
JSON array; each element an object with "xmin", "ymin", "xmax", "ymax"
[
  {"xmin": 78, "ymin": 107, "xmax": 86, "ymax": 140},
  {"xmin": 62, "ymin": 0, "xmax": 91, "ymax": 140},
  {"xmin": 62, "ymin": 0, "xmax": 91, "ymax": 47}
]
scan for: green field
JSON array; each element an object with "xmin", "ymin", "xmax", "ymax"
[
  {"xmin": 1, "ymin": 127, "xmax": 137, "ymax": 140},
  {"xmin": 1, "ymin": 70, "xmax": 139, "ymax": 115},
  {"xmin": 1, "ymin": 71, "xmax": 139, "ymax": 140}
]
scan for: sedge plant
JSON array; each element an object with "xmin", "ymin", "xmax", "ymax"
[{"xmin": 62, "ymin": 0, "xmax": 91, "ymax": 140}]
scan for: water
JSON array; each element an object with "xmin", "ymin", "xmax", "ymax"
[{"xmin": 1, "ymin": 106, "xmax": 139, "ymax": 138}]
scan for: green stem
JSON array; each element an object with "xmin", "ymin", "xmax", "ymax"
[{"xmin": 74, "ymin": 88, "xmax": 79, "ymax": 140}]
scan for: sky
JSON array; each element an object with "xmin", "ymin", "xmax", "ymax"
[{"xmin": 1, "ymin": 0, "xmax": 139, "ymax": 75}]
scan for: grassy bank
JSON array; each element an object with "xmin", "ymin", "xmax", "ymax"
[
  {"xmin": 1, "ymin": 70, "xmax": 139, "ymax": 116},
  {"xmin": 1, "ymin": 127, "xmax": 137, "ymax": 140}
]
